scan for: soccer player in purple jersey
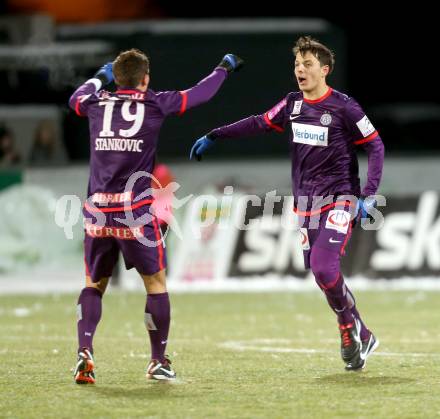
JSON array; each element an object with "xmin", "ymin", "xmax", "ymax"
[
  {"xmin": 190, "ymin": 36, "xmax": 385, "ymax": 371},
  {"xmin": 69, "ymin": 48, "xmax": 243, "ymax": 383}
]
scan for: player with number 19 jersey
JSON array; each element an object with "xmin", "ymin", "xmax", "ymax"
[
  {"xmin": 69, "ymin": 57, "xmax": 240, "ymax": 282},
  {"xmin": 71, "ymin": 70, "xmax": 228, "ymax": 211},
  {"xmin": 69, "ymin": 50, "xmax": 244, "ymax": 385}
]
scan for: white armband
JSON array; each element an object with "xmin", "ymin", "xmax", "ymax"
[{"xmin": 86, "ymin": 78, "xmax": 103, "ymax": 92}]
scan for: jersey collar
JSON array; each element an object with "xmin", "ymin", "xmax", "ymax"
[
  {"xmin": 303, "ymin": 87, "xmax": 333, "ymax": 104},
  {"xmin": 116, "ymin": 88, "xmax": 145, "ymax": 94}
]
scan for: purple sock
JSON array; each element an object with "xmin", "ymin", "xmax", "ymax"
[
  {"xmin": 144, "ymin": 292, "xmax": 170, "ymax": 363},
  {"xmin": 320, "ymin": 275, "xmax": 354, "ymax": 325},
  {"xmin": 345, "ymin": 283, "xmax": 371, "ymax": 341},
  {"xmin": 77, "ymin": 287, "xmax": 102, "ymax": 353}
]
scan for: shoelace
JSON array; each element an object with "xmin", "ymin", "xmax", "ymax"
[
  {"xmin": 150, "ymin": 357, "xmax": 171, "ymax": 370},
  {"xmin": 340, "ymin": 324, "xmax": 354, "ymax": 347},
  {"xmin": 341, "ymin": 329, "xmax": 352, "ymax": 347}
]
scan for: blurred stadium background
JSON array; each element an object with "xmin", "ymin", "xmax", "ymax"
[{"xmin": 1, "ymin": 2, "xmax": 440, "ymax": 418}]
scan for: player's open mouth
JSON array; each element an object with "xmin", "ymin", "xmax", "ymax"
[{"xmin": 298, "ymin": 77, "xmax": 306, "ymax": 84}]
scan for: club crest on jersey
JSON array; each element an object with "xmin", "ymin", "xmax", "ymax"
[
  {"xmin": 325, "ymin": 210, "xmax": 350, "ymax": 234},
  {"xmin": 320, "ymin": 113, "xmax": 332, "ymax": 126},
  {"xmin": 292, "ymin": 100, "xmax": 303, "ymax": 115}
]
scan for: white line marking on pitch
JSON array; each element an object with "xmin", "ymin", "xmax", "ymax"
[{"xmin": 220, "ymin": 340, "xmax": 440, "ymax": 358}]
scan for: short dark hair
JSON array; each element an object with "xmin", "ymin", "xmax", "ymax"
[
  {"xmin": 113, "ymin": 49, "xmax": 150, "ymax": 88},
  {"xmin": 293, "ymin": 36, "xmax": 335, "ymax": 74}
]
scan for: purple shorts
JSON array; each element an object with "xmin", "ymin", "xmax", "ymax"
[
  {"xmin": 299, "ymin": 206, "xmax": 354, "ymax": 269},
  {"xmin": 83, "ymin": 205, "xmax": 167, "ymax": 282}
]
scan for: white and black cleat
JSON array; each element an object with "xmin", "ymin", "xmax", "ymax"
[
  {"xmin": 345, "ymin": 328, "xmax": 379, "ymax": 371},
  {"xmin": 146, "ymin": 356, "xmax": 176, "ymax": 381},
  {"xmin": 340, "ymin": 318, "xmax": 362, "ymax": 367},
  {"xmin": 358, "ymin": 333, "xmax": 380, "ymax": 369},
  {"xmin": 74, "ymin": 348, "xmax": 96, "ymax": 384}
]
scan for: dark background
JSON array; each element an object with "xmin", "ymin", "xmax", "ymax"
[
  {"xmin": 154, "ymin": 3, "xmax": 438, "ymax": 106},
  {"xmin": 1, "ymin": 2, "xmax": 438, "ymax": 160}
]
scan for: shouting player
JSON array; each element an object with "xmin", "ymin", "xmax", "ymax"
[
  {"xmin": 190, "ymin": 36, "xmax": 384, "ymax": 371},
  {"xmin": 69, "ymin": 48, "xmax": 243, "ymax": 383}
]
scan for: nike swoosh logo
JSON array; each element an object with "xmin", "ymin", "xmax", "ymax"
[
  {"xmin": 360, "ymin": 334, "xmax": 373, "ymax": 360},
  {"xmin": 329, "ymin": 238, "xmax": 342, "ymax": 243},
  {"xmin": 155, "ymin": 366, "xmax": 175, "ymax": 376},
  {"xmin": 289, "ymin": 115, "xmax": 301, "ymax": 120}
]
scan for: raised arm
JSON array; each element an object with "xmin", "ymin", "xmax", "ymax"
[
  {"xmin": 68, "ymin": 63, "xmax": 113, "ymax": 116},
  {"xmin": 186, "ymin": 55, "xmax": 244, "ymax": 110},
  {"xmin": 158, "ymin": 54, "xmax": 244, "ymax": 117}
]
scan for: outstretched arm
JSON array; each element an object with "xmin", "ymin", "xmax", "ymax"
[
  {"xmin": 69, "ymin": 62, "xmax": 113, "ymax": 116},
  {"xmin": 190, "ymin": 96, "xmax": 287, "ymax": 161},
  {"xmin": 209, "ymin": 114, "xmax": 276, "ymax": 139},
  {"xmin": 190, "ymin": 115, "xmax": 272, "ymax": 161}
]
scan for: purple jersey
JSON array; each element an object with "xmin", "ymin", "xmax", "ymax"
[
  {"xmin": 210, "ymin": 87, "xmax": 385, "ymax": 215},
  {"xmin": 69, "ymin": 68, "xmax": 228, "ymax": 211}
]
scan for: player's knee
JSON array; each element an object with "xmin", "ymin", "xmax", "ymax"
[
  {"xmin": 144, "ymin": 270, "xmax": 165, "ymax": 285},
  {"xmin": 310, "ymin": 260, "xmax": 331, "ymax": 284},
  {"xmin": 85, "ymin": 276, "xmax": 108, "ymax": 294},
  {"xmin": 310, "ymin": 248, "xmax": 339, "ymax": 288},
  {"xmin": 141, "ymin": 269, "xmax": 166, "ymax": 293},
  {"xmin": 87, "ymin": 284, "xmax": 106, "ymax": 295}
]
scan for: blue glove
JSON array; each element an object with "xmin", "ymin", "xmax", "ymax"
[
  {"xmin": 217, "ymin": 54, "xmax": 244, "ymax": 73},
  {"xmin": 357, "ymin": 195, "xmax": 377, "ymax": 219},
  {"xmin": 94, "ymin": 62, "xmax": 114, "ymax": 85},
  {"xmin": 190, "ymin": 135, "xmax": 215, "ymax": 161}
]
